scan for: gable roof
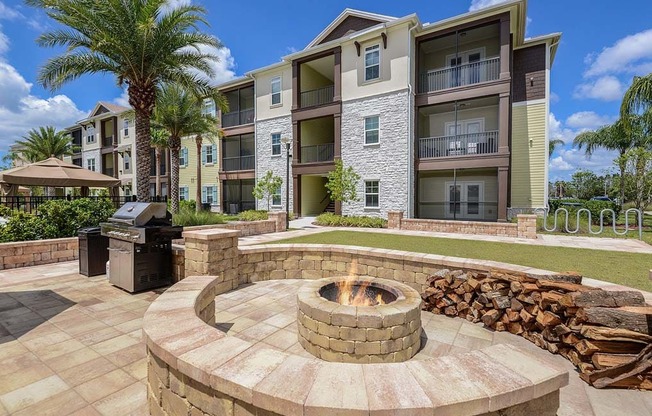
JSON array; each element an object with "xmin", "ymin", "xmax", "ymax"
[
  {"xmin": 306, "ymin": 9, "xmax": 397, "ymax": 49},
  {"xmin": 87, "ymin": 101, "xmax": 131, "ymax": 119}
]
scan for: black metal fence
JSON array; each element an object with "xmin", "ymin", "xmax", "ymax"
[{"xmin": 0, "ymin": 195, "xmax": 167, "ymax": 214}]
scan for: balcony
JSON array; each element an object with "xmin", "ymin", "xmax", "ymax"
[
  {"xmin": 222, "ymin": 108, "xmax": 255, "ymax": 128},
  {"xmin": 419, "ymin": 131, "xmax": 498, "ymax": 158},
  {"xmin": 300, "ymin": 85, "xmax": 335, "ymax": 109},
  {"xmin": 102, "ymin": 136, "xmax": 114, "ymax": 147},
  {"xmin": 102, "ymin": 168, "xmax": 114, "ymax": 177},
  {"xmin": 301, "ymin": 143, "xmax": 334, "ymax": 163},
  {"xmin": 222, "ymin": 155, "xmax": 255, "ymax": 172},
  {"xmin": 419, "ymin": 57, "xmax": 500, "ymax": 93}
]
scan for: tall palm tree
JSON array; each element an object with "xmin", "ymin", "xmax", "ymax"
[
  {"xmin": 573, "ymin": 115, "xmax": 646, "ymax": 206},
  {"xmin": 27, "ymin": 0, "xmax": 221, "ymax": 202},
  {"xmin": 621, "ymin": 74, "xmax": 652, "ymax": 117},
  {"xmin": 548, "ymin": 139, "xmax": 564, "ymax": 158},
  {"xmin": 16, "ymin": 126, "xmax": 79, "ymax": 196},
  {"xmin": 150, "ymin": 128, "xmax": 169, "ymax": 199}
]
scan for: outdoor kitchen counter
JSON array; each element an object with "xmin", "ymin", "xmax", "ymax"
[{"xmin": 143, "ymin": 274, "xmax": 569, "ymax": 416}]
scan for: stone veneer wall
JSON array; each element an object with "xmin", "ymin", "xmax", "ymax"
[
  {"xmin": 388, "ymin": 211, "xmax": 538, "ymax": 239},
  {"xmin": 145, "ymin": 229, "xmax": 567, "ymax": 416},
  {"xmin": 340, "ymin": 90, "xmax": 410, "ymax": 217},
  {"xmin": 0, "ymin": 237, "xmax": 78, "ymax": 270},
  {"xmin": 255, "ymin": 115, "xmax": 293, "ymax": 213}
]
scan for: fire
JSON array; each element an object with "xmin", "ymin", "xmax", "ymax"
[{"xmin": 336, "ymin": 260, "xmax": 385, "ymax": 306}]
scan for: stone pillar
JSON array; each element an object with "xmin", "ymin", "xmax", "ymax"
[
  {"xmin": 183, "ymin": 229, "xmax": 240, "ymax": 294},
  {"xmin": 268, "ymin": 211, "xmax": 287, "ymax": 232},
  {"xmin": 387, "ymin": 211, "xmax": 404, "ymax": 229},
  {"xmin": 516, "ymin": 214, "xmax": 537, "ymax": 239}
]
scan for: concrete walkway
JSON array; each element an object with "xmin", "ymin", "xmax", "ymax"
[{"xmin": 0, "ymin": 262, "xmax": 650, "ymax": 415}]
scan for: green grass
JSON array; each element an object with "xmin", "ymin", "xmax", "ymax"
[{"xmin": 269, "ymin": 230, "xmax": 652, "ymax": 292}]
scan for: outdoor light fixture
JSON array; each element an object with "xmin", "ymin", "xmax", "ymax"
[{"xmin": 280, "ymin": 137, "xmax": 292, "ymax": 229}]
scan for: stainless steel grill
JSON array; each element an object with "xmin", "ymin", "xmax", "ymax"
[{"xmin": 100, "ymin": 202, "xmax": 182, "ymax": 292}]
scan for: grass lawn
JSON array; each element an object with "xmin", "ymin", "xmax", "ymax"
[
  {"xmin": 534, "ymin": 212, "xmax": 652, "ymax": 245},
  {"xmin": 270, "ymin": 230, "xmax": 652, "ymax": 292}
]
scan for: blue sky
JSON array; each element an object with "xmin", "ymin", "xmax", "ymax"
[{"xmin": 0, "ymin": 0, "xmax": 651, "ymax": 180}]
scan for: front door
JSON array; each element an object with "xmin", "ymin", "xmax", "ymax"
[{"xmin": 445, "ymin": 181, "xmax": 484, "ymax": 220}]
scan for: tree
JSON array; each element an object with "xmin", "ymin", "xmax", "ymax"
[
  {"xmin": 28, "ymin": 0, "xmax": 221, "ymax": 202},
  {"xmin": 16, "ymin": 126, "xmax": 79, "ymax": 196},
  {"xmin": 570, "ymin": 170, "xmax": 602, "ymax": 200},
  {"xmin": 617, "ymin": 147, "xmax": 652, "ymax": 212},
  {"xmin": 573, "ymin": 115, "xmax": 647, "ymax": 206},
  {"xmin": 548, "ymin": 139, "xmax": 564, "ymax": 158},
  {"xmin": 325, "ymin": 159, "xmax": 361, "ymax": 204},
  {"xmin": 621, "ymin": 74, "xmax": 652, "ymax": 118},
  {"xmin": 252, "ymin": 170, "xmax": 283, "ymax": 211},
  {"xmin": 150, "ymin": 128, "xmax": 169, "ymax": 199}
]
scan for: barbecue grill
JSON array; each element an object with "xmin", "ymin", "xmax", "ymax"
[{"xmin": 100, "ymin": 202, "xmax": 182, "ymax": 292}]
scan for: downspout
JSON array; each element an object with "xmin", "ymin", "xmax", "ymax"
[{"xmin": 407, "ymin": 22, "xmax": 419, "ymax": 219}]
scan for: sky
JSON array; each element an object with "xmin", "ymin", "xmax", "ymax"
[{"xmin": 0, "ymin": 0, "xmax": 651, "ymax": 181}]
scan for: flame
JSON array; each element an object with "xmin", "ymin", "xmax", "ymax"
[{"xmin": 335, "ymin": 260, "xmax": 386, "ymax": 306}]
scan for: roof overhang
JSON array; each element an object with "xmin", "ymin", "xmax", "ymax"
[{"xmin": 518, "ymin": 32, "xmax": 563, "ymax": 64}]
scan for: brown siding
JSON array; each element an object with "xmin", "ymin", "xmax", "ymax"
[
  {"xmin": 319, "ymin": 16, "xmax": 382, "ymax": 44},
  {"xmin": 513, "ymin": 44, "xmax": 546, "ymax": 102}
]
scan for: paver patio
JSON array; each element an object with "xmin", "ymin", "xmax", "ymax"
[{"xmin": 0, "ymin": 260, "xmax": 650, "ymax": 415}]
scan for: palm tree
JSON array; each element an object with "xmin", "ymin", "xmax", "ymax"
[
  {"xmin": 16, "ymin": 126, "xmax": 79, "ymax": 196},
  {"xmin": 150, "ymin": 128, "xmax": 169, "ymax": 199},
  {"xmin": 573, "ymin": 115, "xmax": 646, "ymax": 206},
  {"xmin": 621, "ymin": 74, "xmax": 652, "ymax": 117},
  {"xmin": 27, "ymin": 0, "xmax": 221, "ymax": 202},
  {"xmin": 548, "ymin": 139, "xmax": 564, "ymax": 158}
]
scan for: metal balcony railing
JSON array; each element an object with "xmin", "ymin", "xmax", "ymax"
[
  {"xmin": 419, "ymin": 131, "xmax": 499, "ymax": 158},
  {"xmin": 419, "ymin": 57, "xmax": 500, "ymax": 93},
  {"xmin": 300, "ymin": 85, "xmax": 335, "ymax": 108},
  {"xmin": 102, "ymin": 135, "xmax": 114, "ymax": 147},
  {"xmin": 222, "ymin": 155, "xmax": 255, "ymax": 171},
  {"xmin": 301, "ymin": 143, "xmax": 335, "ymax": 163},
  {"xmin": 221, "ymin": 108, "xmax": 255, "ymax": 128}
]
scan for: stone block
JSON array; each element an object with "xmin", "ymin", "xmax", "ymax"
[
  {"xmin": 339, "ymin": 326, "xmax": 366, "ymax": 341},
  {"xmin": 380, "ymin": 338, "xmax": 403, "ymax": 354},
  {"xmin": 366, "ymin": 327, "xmax": 391, "ymax": 341},
  {"xmin": 329, "ymin": 338, "xmax": 355, "ymax": 354},
  {"xmin": 317, "ymin": 321, "xmax": 341, "ymax": 338},
  {"xmin": 185, "ymin": 377, "xmax": 234, "ymax": 415},
  {"xmin": 162, "ymin": 387, "xmax": 190, "ymax": 416},
  {"xmin": 149, "ymin": 353, "xmax": 169, "ymax": 387},
  {"xmin": 310, "ymin": 333, "xmax": 331, "ymax": 349},
  {"xmin": 354, "ymin": 341, "xmax": 380, "ymax": 355}
]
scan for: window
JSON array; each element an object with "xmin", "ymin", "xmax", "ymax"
[
  {"xmin": 364, "ymin": 116, "xmax": 379, "ymax": 145},
  {"xmin": 179, "ymin": 147, "xmax": 188, "ymax": 167},
  {"xmin": 179, "ymin": 186, "xmax": 189, "ymax": 201},
  {"xmin": 365, "ymin": 180, "xmax": 379, "ymax": 208},
  {"xmin": 364, "ymin": 45, "xmax": 380, "ymax": 81},
  {"xmin": 87, "ymin": 158, "xmax": 96, "ymax": 172},
  {"xmin": 202, "ymin": 185, "xmax": 217, "ymax": 204},
  {"xmin": 201, "ymin": 98, "xmax": 216, "ymax": 117},
  {"xmin": 271, "ymin": 133, "xmax": 281, "ymax": 156},
  {"xmin": 272, "ymin": 185, "xmax": 282, "ymax": 207},
  {"xmin": 202, "ymin": 144, "xmax": 217, "ymax": 165},
  {"xmin": 86, "ymin": 125, "xmax": 95, "ymax": 144},
  {"xmin": 124, "ymin": 186, "xmax": 131, "ymax": 197},
  {"xmin": 124, "ymin": 153, "xmax": 131, "ymax": 171},
  {"xmin": 271, "ymin": 76, "xmax": 281, "ymax": 106},
  {"xmin": 123, "ymin": 119, "xmax": 129, "ymax": 137}
]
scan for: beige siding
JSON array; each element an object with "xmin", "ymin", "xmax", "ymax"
[
  {"xmin": 178, "ymin": 136, "xmax": 220, "ymax": 207},
  {"xmin": 510, "ymin": 102, "xmax": 546, "ymax": 208},
  {"xmin": 255, "ymin": 65, "xmax": 292, "ymax": 121}
]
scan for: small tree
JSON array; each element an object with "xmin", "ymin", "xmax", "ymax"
[
  {"xmin": 325, "ymin": 159, "xmax": 361, "ymax": 204},
  {"xmin": 253, "ymin": 170, "xmax": 283, "ymax": 210},
  {"xmin": 617, "ymin": 147, "xmax": 652, "ymax": 212}
]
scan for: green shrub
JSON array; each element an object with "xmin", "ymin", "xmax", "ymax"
[
  {"xmin": 179, "ymin": 199, "xmax": 196, "ymax": 212},
  {"xmin": 172, "ymin": 207, "xmax": 228, "ymax": 226},
  {"xmin": 0, "ymin": 212, "xmax": 45, "ymax": 242},
  {"xmin": 238, "ymin": 210, "xmax": 268, "ymax": 222},
  {"xmin": 315, "ymin": 213, "xmax": 387, "ymax": 228},
  {"xmin": 548, "ymin": 199, "xmax": 620, "ymax": 225},
  {"xmin": 548, "ymin": 198, "xmax": 583, "ymax": 212}
]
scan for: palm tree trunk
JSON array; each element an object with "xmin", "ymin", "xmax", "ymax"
[
  {"xmin": 169, "ymin": 137, "xmax": 180, "ymax": 214},
  {"xmin": 155, "ymin": 148, "xmax": 161, "ymax": 198},
  {"xmin": 130, "ymin": 85, "xmax": 155, "ymax": 202},
  {"xmin": 195, "ymin": 135, "xmax": 203, "ymax": 212}
]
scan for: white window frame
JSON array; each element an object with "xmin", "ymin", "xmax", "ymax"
[
  {"xmin": 271, "ymin": 133, "xmax": 281, "ymax": 156},
  {"xmin": 444, "ymin": 181, "xmax": 485, "ymax": 220},
  {"xmin": 270, "ymin": 76, "xmax": 282, "ymax": 106},
  {"xmin": 204, "ymin": 144, "xmax": 214, "ymax": 165},
  {"xmin": 364, "ymin": 115, "xmax": 380, "ymax": 145},
  {"xmin": 86, "ymin": 158, "xmax": 96, "ymax": 172},
  {"xmin": 364, "ymin": 44, "xmax": 381, "ymax": 82},
  {"xmin": 201, "ymin": 98, "xmax": 216, "ymax": 117},
  {"xmin": 123, "ymin": 119, "xmax": 129, "ymax": 137},
  {"xmin": 86, "ymin": 125, "xmax": 95, "ymax": 144},
  {"xmin": 123, "ymin": 153, "xmax": 131, "ymax": 171},
  {"xmin": 179, "ymin": 186, "xmax": 189, "ymax": 201},
  {"xmin": 364, "ymin": 180, "xmax": 380, "ymax": 209},
  {"xmin": 271, "ymin": 185, "xmax": 282, "ymax": 207},
  {"xmin": 179, "ymin": 147, "xmax": 187, "ymax": 167}
]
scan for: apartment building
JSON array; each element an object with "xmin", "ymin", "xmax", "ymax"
[
  {"xmin": 217, "ymin": 0, "xmax": 558, "ymax": 221},
  {"xmin": 64, "ymin": 101, "xmax": 171, "ymax": 197}
]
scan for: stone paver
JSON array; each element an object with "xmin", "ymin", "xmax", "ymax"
[{"xmin": 0, "ymin": 261, "xmax": 650, "ymax": 415}]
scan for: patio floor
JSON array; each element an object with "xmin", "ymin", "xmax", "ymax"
[{"xmin": 0, "ymin": 261, "xmax": 650, "ymax": 416}]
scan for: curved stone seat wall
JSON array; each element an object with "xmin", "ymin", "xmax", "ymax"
[{"xmin": 144, "ymin": 229, "xmax": 568, "ymax": 416}]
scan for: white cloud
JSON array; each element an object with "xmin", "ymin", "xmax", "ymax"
[
  {"xmin": 0, "ymin": 2, "xmax": 23, "ymax": 21},
  {"xmin": 584, "ymin": 29, "xmax": 652, "ymax": 77},
  {"xmin": 0, "ymin": 27, "xmax": 8, "ymax": 55},
  {"xmin": 206, "ymin": 45, "xmax": 236, "ymax": 85},
  {"xmin": 469, "ymin": 0, "xmax": 510, "ymax": 11},
  {"xmin": 548, "ymin": 113, "xmax": 577, "ymax": 144},
  {"xmin": 573, "ymin": 75, "xmax": 625, "ymax": 101},
  {"xmin": 565, "ymin": 111, "xmax": 613, "ymax": 130},
  {"xmin": 549, "ymin": 91, "xmax": 560, "ymax": 104},
  {"xmin": 549, "ymin": 156, "xmax": 573, "ymax": 171},
  {"xmin": 114, "ymin": 89, "xmax": 130, "ymax": 108}
]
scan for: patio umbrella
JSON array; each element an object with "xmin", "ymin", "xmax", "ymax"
[{"xmin": 0, "ymin": 157, "xmax": 121, "ymax": 188}]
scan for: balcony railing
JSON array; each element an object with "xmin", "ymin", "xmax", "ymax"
[
  {"xmin": 102, "ymin": 168, "xmax": 114, "ymax": 177},
  {"xmin": 301, "ymin": 143, "xmax": 334, "ymax": 163},
  {"xmin": 222, "ymin": 155, "xmax": 255, "ymax": 171},
  {"xmin": 221, "ymin": 108, "xmax": 255, "ymax": 128},
  {"xmin": 102, "ymin": 136, "xmax": 114, "ymax": 147},
  {"xmin": 419, "ymin": 57, "xmax": 500, "ymax": 93},
  {"xmin": 419, "ymin": 131, "xmax": 499, "ymax": 159},
  {"xmin": 300, "ymin": 85, "xmax": 335, "ymax": 108}
]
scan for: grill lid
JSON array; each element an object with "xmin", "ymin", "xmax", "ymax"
[{"xmin": 109, "ymin": 202, "xmax": 169, "ymax": 226}]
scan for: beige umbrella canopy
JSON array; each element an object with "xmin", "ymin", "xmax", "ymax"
[{"xmin": 0, "ymin": 157, "xmax": 121, "ymax": 189}]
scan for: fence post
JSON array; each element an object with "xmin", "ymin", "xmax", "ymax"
[{"xmin": 387, "ymin": 211, "xmax": 404, "ymax": 230}]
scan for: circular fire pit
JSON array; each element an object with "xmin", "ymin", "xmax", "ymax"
[{"xmin": 297, "ymin": 276, "xmax": 422, "ymax": 363}]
